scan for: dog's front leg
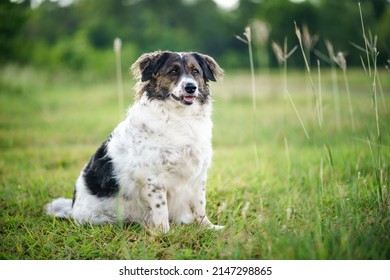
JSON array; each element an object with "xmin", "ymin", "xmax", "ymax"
[
  {"xmin": 193, "ymin": 180, "xmax": 224, "ymax": 230},
  {"xmin": 141, "ymin": 183, "xmax": 170, "ymax": 233}
]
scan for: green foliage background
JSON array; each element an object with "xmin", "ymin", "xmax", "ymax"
[{"xmin": 1, "ymin": 0, "xmax": 390, "ymax": 73}]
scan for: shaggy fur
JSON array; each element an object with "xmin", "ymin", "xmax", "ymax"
[{"xmin": 46, "ymin": 51, "xmax": 224, "ymax": 232}]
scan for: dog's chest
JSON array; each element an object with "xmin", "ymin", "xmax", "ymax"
[
  {"xmin": 110, "ymin": 105, "xmax": 212, "ymax": 183},
  {"xmin": 142, "ymin": 116, "xmax": 211, "ymax": 175}
]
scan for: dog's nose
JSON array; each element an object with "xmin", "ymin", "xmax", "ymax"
[{"xmin": 184, "ymin": 83, "xmax": 197, "ymax": 94}]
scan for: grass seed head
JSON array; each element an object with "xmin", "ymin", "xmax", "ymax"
[
  {"xmin": 325, "ymin": 40, "xmax": 335, "ymax": 60},
  {"xmin": 272, "ymin": 41, "xmax": 285, "ymax": 65},
  {"xmin": 294, "ymin": 22, "xmax": 302, "ymax": 43},
  {"xmin": 302, "ymin": 24, "xmax": 319, "ymax": 51},
  {"xmin": 252, "ymin": 20, "xmax": 269, "ymax": 46},
  {"xmin": 244, "ymin": 26, "xmax": 252, "ymax": 44},
  {"xmin": 113, "ymin": 37, "xmax": 122, "ymax": 54},
  {"xmin": 335, "ymin": 52, "xmax": 347, "ymax": 71}
]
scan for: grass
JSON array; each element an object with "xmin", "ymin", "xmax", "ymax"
[{"xmin": 0, "ymin": 63, "xmax": 389, "ymax": 260}]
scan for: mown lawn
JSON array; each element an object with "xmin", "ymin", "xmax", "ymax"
[{"xmin": 0, "ymin": 65, "xmax": 389, "ymax": 259}]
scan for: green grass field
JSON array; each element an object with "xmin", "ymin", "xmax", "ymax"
[{"xmin": 0, "ymin": 65, "xmax": 389, "ymax": 259}]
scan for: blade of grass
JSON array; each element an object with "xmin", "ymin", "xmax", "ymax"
[
  {"xmin": 359, "ymin": 2, "xmax": 371, "ymax": 77},
  {"xmin": 295, "ymin": 21, "xmax": 321, "ymax": 129},
  {"xmin": 243, "ymin": 26, "xmax": 259, "ymax": 170}
]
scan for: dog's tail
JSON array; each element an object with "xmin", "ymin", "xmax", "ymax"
[{"xmin": 46, "ymin": 198, "xmax": 73, "ymax": 219}]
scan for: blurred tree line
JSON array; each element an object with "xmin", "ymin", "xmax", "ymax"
[{"xmin": 1, "ymin": 0, "xmax": 389, "ymax": 74}]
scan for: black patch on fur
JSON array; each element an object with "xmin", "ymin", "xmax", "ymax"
[
  {"xmin": 141, "ymin": 52, "xmax": 172, "ymax": 82},
  {"xmin": 193, "ymin": 53, "xmax": 217, "ymax": 82},
  {"xmin": 141, "ymin": 52, "xmax": 180, "ymax": 101},
  {"xmin": 83, "ymin": 140, "xmax": 119, "ymax": 197},
  {"xmin": 72, "ymin": 188, "xmax": 77, "ymax": 207}
]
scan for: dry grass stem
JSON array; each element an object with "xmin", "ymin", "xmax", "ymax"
[
  {"xmin": 317, "ymin": 60, "xmax": 323, "ymax": 127},
  {"xmin": 359, "ymin": 2, "xmax": 371, "ymax": 77},
  {"xmin": 295, "ymin": 22, "xmax": 322, "ymax": 129},
  {"xmin": 334, "ymin": 52, "xmax": 355, "ymax": 131},
  {"xmin": 114, "ymin": 37, "xmax": 124, "ymax": 119},
  {"xmin": 238, "ymin": 26, "xmax": 260, "ymax": 169},
  {"xmin": 272, "ymin": 39, "xmax": 309, "ymax": 140},
  {"xmin": 325, "ymin": 40, "xmax": 341, "ymax": 130}
]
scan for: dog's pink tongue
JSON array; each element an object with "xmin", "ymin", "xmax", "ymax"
[{"xmin": 184, "ymin": 96, "xmax": 195, "ymax": 103}]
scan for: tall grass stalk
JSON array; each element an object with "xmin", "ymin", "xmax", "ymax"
[
  {"xmin": 358, "ymin": 2, "xmax": 371, "ymax": 77},
  {"xmin": 358, "ymin": 3, "xmax": 384, "ymax": 205},
  {"xmin": 355, "ymin": 5, "xmax": 382, "ymax": 137},
  {"xmin": 371, "ymin": 50, "xmax": 380, "ymax": 139},
  {"xmin": 236, "ymin": 27, "xmax": 259, "ymax": 169},
  {"xmin": 325, "ymin": 40, "xmax": 341, "ymax": 131},
  {"xmin": 367, "ymin": 135, "xmax": 383, "ymax": 205},
  {"xmin": 324, "ymin": 144, "xmax": 342, "ymax": 196},
  {"xmin": 363, "ymin": 34, "xmax": 386, "ymax": 114},
  {"xmin": 244, "ymin": 26, "xmax": 257, "ymax": 115},
  {"xmin": 272, "ymin": 39, "xmax": 309, "ymax": 140},
  {"xmin": 294, "ymin": 22, "xmax": 322, "ymax": 129},
  {"xmin": 376, "ymin": 72, "xmax": 387, "ymax": 112},
  {"xmin": 283, "ymin": 136, "xmax": 293, "ymax": 211},
  {"xmin": 114, "ymin": 37, "xmax": 124, "ymax": 119},
  {"xmin": 302, "ymin": 25, "xmax": 319, "ymax": 72},
  {"xmin": 252, "ymin": 20, "xmax": 270, "ymax": 73},
  {"xmin": 317, "ymin": 60, "xmax": 323, "ymax": 127},
  {"xmin": 335, "ymin": 52, "xmax": 355, "ymax": 132}
]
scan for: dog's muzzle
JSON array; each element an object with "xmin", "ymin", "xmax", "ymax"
[{"xmin": 170, "ymin": 82, "xmax": 198, "ymax": 105}]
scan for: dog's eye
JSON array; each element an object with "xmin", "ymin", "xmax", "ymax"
[
  {"xmin": 169, "ymin": 69, "xmax": 178, "ymax": 76},
  {"xmin": 192, "ymin": 69, "xmax": 200, "ymax": 76}
]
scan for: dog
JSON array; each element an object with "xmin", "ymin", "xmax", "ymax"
[{"xmin": 46, "ymin": 51, "xmax": 224, "ymax": 232}]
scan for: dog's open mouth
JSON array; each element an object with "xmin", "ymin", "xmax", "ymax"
[
  {"xmin": 182, "ymin": 95, "xmax": 196, "ymax": 105},
  {"xmin": 171, "ymin": 94, "xmax": 196, "ymax": 105}
]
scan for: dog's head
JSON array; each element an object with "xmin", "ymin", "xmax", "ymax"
[{"xmin": 131, "ymin": 51, "xmax": 223, "ymax": 105}]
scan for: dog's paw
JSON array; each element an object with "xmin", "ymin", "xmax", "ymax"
[
  {"xmin": 157, "ymin": 221, "xmax": 170, "ymax": 233},
  {"xmin": 145, "ymin": 219, "xmax": 170, "ymax": 234}
]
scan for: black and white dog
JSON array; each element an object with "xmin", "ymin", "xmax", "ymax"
[{"xmin": 46, "ymin": 51, "xmax": 224, "ymax": 232}]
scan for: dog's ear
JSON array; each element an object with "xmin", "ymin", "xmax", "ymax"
[
  {"xmin": 131, "ymin": 51, "xmax": 171, "ymax": 82},
  {"xmin": 193, "ymin": 53, "xmax": 224, "ymax": 82}
]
